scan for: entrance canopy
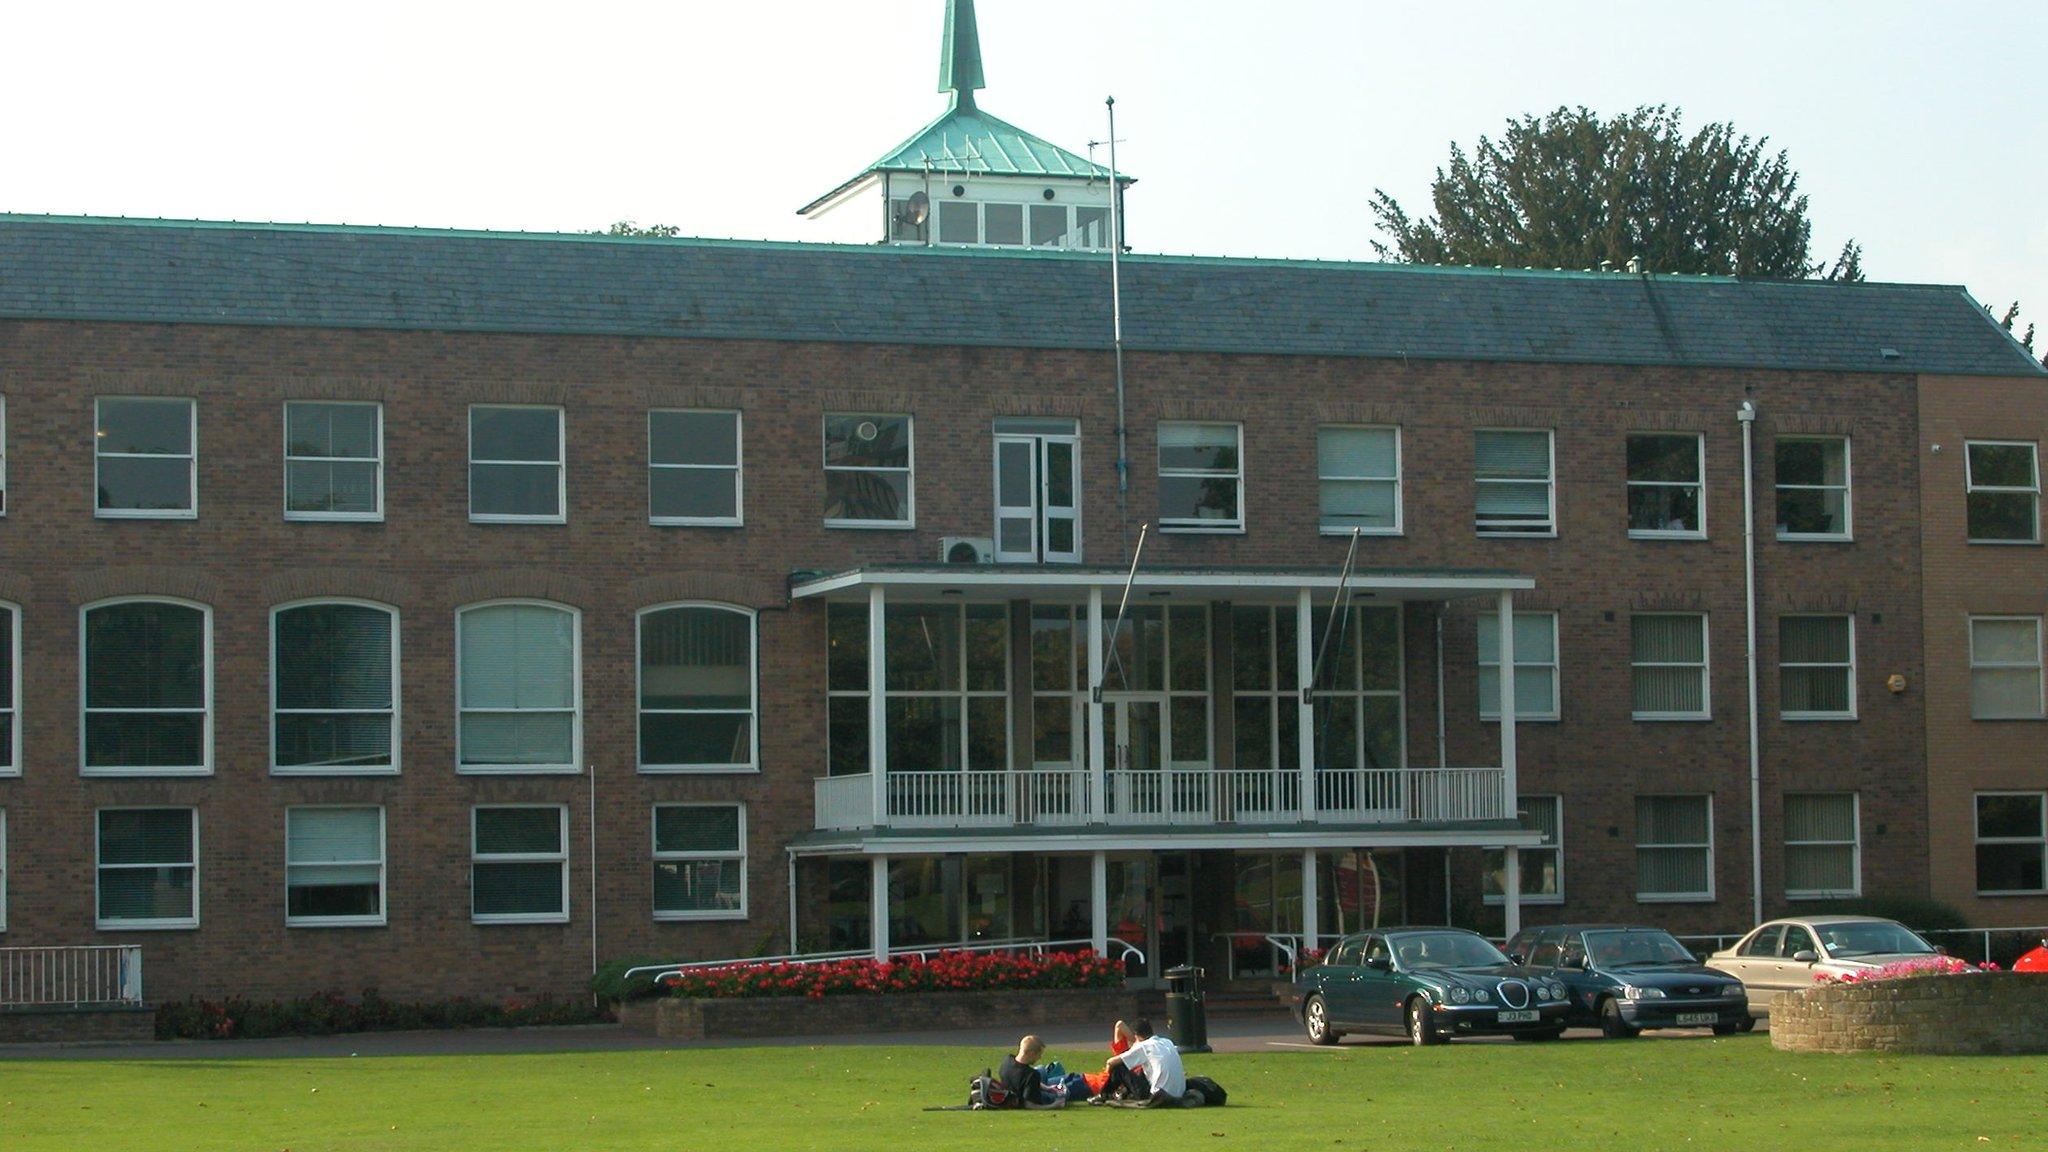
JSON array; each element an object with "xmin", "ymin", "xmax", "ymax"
[{"xmin": 789, "ymin": 563, "xmax": 1534, "ymax": 604}]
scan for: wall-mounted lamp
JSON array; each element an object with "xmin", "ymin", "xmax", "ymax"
[{"xmin": 1886, "ymin": 673, "xmax": 1908, "ymax": 694}]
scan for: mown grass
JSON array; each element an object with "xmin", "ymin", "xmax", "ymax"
[{"xmin": 1, "ymin": 1034, "xmax": 2042, "ymax": 1151}]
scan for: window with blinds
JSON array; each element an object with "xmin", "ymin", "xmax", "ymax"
[
  {"xmin": 1783, "ymin": 793, "xmax": 1858, "ymax": 898},
  {"xmin": 1636, "ymin": 795, "xmax": 1712, "ymax": 901},
  {"xmin": 1965, "ymin": 441, "xmax": 2039, "ymax": 543},
  {"xmin": 458, "ymin": 603, "xmax": 579, "ymax": 772},
  {"xmin": 1317, "ymin": 425, "xmax": 1400, "ymax": 534},
  {"xmin": 1157, "ymin": 422, "xmax": 1242, "ymax": 531},
  {"xmin": 0, "ymin": 603, "xmax": 15, "ymax": 775},
  {"xmin": 1779, "ymin": 615, "xmax": 1855, "ymax": 719},
  {"xmin": 649, "ymin": 410, "xmax": 742, "ymax": 525},
  {"xmin": 273, "ymin": 603, "xmax": 397, "ymax": 773},
  {"xmin": 1775, "ymin": 437, "xmax": 1850, "ymax": 539},
  {"xmin": 284, "ymin": 401, "xmax": 382, "ymax": 520},
  {"xmin": 472, "ymin": 806, "xmax": 568, "ymax": 922},
  {"xmin": 652, "ymin": 804, "xmax": 746, "ymax": 919},
  {"xmin": 1631, "ymin": 614, "xmax": 1709, "ymax": 719},
  {"xmin": 1969, "ymin": 616, "xmax": 2044, "ymax": 720},
  {"xmin": 95, "ymin": 397, "xmax": 197, "ymax": 518},
  {"xmin": 1484, "ymin": 795, "xmax": 1563, "ymax": 903},
  {"xmin": 469, "ymin": 405, "xmax": 564, "ymax": 522},
  {"xmin": 639, "ymin": 604, "xmax": 756, "ymax": 771},
  {"xmin": 286, "ymin": 807, "xmax": 385, "ymax": 925},
  {"xmin": 96, "ymin": 808, "xmax": 198, "ymax": 928},
  {"xmin": 1975, "ymin": 792, "xmax": 2047, "ymax": 894},
  {"xmin": 1478, "ymin": 612, "xmax": 1559, "ymax": 720},
  {"xmin": 823, "ymin": 413, "xmax": 913, "ymax": 527},
  {"xmin": 83, "ymin": 600, "xmax": 211, "ymax": 775},
  {"xmin": 1626, "ymin": 433, "xmax": 1704, "ymax": 537},
  {"xmin": 1474, "ymin": 429, "xmax": 1554, "ymax": 535}
]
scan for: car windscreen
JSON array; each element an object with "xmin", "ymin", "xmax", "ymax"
[
  {"xmin": 1816, "ymin": 921, "xmax": 1935, "ymax": 958},
  {"xmin": 1584, "ymin": 929, "xmax": 1696, "ymax": 968},
  {"xmin": 1392, "ymin": 933, "xmax": 1509, "ymax": 970}
]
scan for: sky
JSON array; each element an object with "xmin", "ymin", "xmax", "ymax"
[{"xmin": 4, "ymin": 0, "xmax": 2044, "ymax": 327}]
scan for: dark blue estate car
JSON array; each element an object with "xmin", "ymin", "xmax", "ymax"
[
  {"xmin": 1292, "ymin": 927, "xmax": 1571, "ymax": 1046},
  {"xmin": 1505, "ymin": 923, "xmax": 1751, "ymax": 1038}
]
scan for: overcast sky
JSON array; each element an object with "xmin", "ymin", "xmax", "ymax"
[{"xmin": 6, "ymin": 0, "xmax": 2043, "ymax": 325}]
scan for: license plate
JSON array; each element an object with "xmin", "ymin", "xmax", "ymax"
[
  {"xmin": 1675, "ymin": 1012, "xmax": 1717, "ymax": 1026},
  {"xmin": 1497, "ymin": 1010, "xmax": 1540, "ymax": 1023}
]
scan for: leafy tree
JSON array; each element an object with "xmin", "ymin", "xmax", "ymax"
[
  {"xmin": 1371, "ymin": 105, "xmax": 1853, "ymax": 279},
  {"xmin": 596, "ymin": 220, "xmax": 681, "ymax": 237},
  {"xmin": 1820, "ymin": 239, "xmax": 1864, "ymax": 283},
  {"xmin": 1992, "ymin": 302, "xmax": 2047, "ymax": 369}
]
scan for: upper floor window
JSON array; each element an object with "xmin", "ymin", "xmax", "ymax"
[
  {"xmin": 1966, "ymin": 441, "xmax": 2040, "ymax": 543},
  {"xmin": 649, "ymin": 410, "xmax": 742, "ymax": 526},
  {"xmin": 1484, "ymin": 795, "xmax": 1562, "ymax": 905},
  {"xmin": 1474, "ymin": 429, "xmax": 1554, "ymax": 536},
  {"xmin": 457, "ymin": 602, "xmax": 580, "ymax": 773},
  {"xmin": 1626, "ymin": 433, "xmax": 1704, "ymax": 538},
  {"xmin": 823, "ymin": 413, "xmax": 913, "ymax": 528},
  {"xmin": 652, "ymin": 803, "xmax": 747, "ymax": 920},
  {"xmin": 902, "ymin": 191, "xmax": 1111, "ymax": 250},
  {"xmin": 0, "ymin": 395, "xmax": 8, "ymax": 515},
  {"xmin": 96, "ymin": 807, "xmax": 198, "ymax": 929},
  {"xmin": 993, "ymin": 418, "xmax": 1081, "ymax": 564},
  {"xmin": 0, "ymin": 602, "xmax": 15, "ymax": 776},
  {"xmin": 1157, "ymin": 422, "xmax": 1242, "ymax": 532},
  {"xmin": 82, "ymin": 599, "xmax": 211, "ymax": 776},
  {"xmin": 1318, "ymin": 425, "xmax": 1401, "ymax": 535},
  {"xmin": 96, "ymin": 397, "xmax": 196, "ymax": 518},
  {"xmin": 883, "ymin": 602, "xmax": 1011, "ymax": 772},
  {"xmin": 1779, "ymin": 615, "xmax": 1856, "ymax": 720},
  {"xmin": 284, "ymin": 401, "xmax": 383, "ymax": 521},
  {"xmin": 285, "ymin": 806, "xmax": 386, "ymax": 927},
  {"xmin": 1969, "ymin": 616, "xmax": 2044, "ymax": 720},
  {"xmin": 1631, "ymin": 613, "xmax": 1709, "ymax": 720},
  {"xmin": 1775, "ymin": 436, "xmax": 1850, "ymax": 540},
  {"xmin": 469, "ymin": 405, "xmax": 564, "ymax": 523},
  {"xmin": 272, "ymin": 601, "xmax": 398, "ymax": 774},
  {"xmin": 638, "ymin": 604, "xmax": 757, "ymax": 772},
  {"xmin": 1976, "ymin": 792, "xmax": 2046, "ymax": 895},
  {"xmin": 1478, "ymin": 611, "xmax": 1560, "ymax": 721}
]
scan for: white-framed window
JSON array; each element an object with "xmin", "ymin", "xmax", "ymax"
[
  {"xmin": 456, "ymin": 601, "xmax": 580, "ymax": 774},
  {"xmin": 1775, "ymin": 436, "xmax": 1851, "ymax": 540},
  {"xmin": 823, "ymin": 413, "xmax": 913, "ymax": 528},
  {"xmin": 1626, "ymin": 432, "xmax": 1705, "ymax": 538},
  {"xmin": 652, "ymin": 803, "xmax": 746, "ymax": 920},
  {"xmin": 914, "ymin": 195, "xmax": 1112, "ymax": 251},
  {"xmin": 1969, "ymin": 616, "xmax": 2045, "ymax": 720},
  {"xmin": 0, "ymin": 809, "xmax": 8, "ymax": 932},
  {"xmin": 1784, "ymin": 792, "xmax": 1859, "ymax": 899},
  {"xmin": 95, "ymin": 397, "xmax": 197, "ymax": 519},
  {"xmin": 1779, "ymin": 615, "xmax": 1856, "ymax": 720},
  {"xmin": 1474, "ymin": 428, "xmax": 1555, "ymax": 536},
  {"xmin": 0, "ymin": 601, "xmax": 16, "ymax": 776},
  {"xmin": 1484, "ymin": 795, "xmax": 1563, "ymax": 905},
  {"xmin": 1229, "ymin": 605, "xmax": 1399, "ymax": 786},
  {"xmin": 472, "ymin": 805, "xmax": 569, "ymax": 923},
  {"xmin": 638, "ymin": 603, "xmax": 757, "ymax": 772},
  {"xmin": 1631, "ymin": 613, "xmax": 1709, "ymax": 720},
  {"xmin": 95, "ymin": 807, "xmax": 198, "ymax": 929},
  {"xmin": 1478, "ymin": 611, "xmax": 1559, "ymax": 721},
  {"xmin": 1966, "ymin": 440, "xmax": 2040, "ymax": 544},
  {"xmin": 272, "ymin": 601, "xmax": 399, "ymax": 774},
  {"xmin": 884, "ymin": 601, "xmax": 1012, "ymax": 772},
  {"xmin": 1318, "ymin": 425, "xmax": 1401, "ymax": 535},
  {"xmin": 1977, "ymin": 793, "xmax": 2047, "ymax": 895},
  {"xmin": 284, "ymin": 401, "xmax": 383, "ymax": 521},
  {"xmin": 81, "ymin": 598, "xmax": 212, "ymax": 776},
  {"xmin": 1636, "ymin": 794, "xmax": 1713, "ymax": 902},
  {"xmin": 649, "ymin": 409, "xmax": 742, "ymax": 526},
  {"xmin": 1157, "ymin": 422, "xmax": 1243, "ymax": 532},
  {"xmin": 826, "ymin": 602, "xmax": 871, "ymax": 777},
  {"xmin": 469, "ymin": 405, "xmax": 564, "ymax": 523},
  {"xmin": 285, "ymin": 806, "xmax": 386, "ymax": 927}
]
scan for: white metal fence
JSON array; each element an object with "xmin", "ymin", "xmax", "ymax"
[{"xmin": 0, "ymin": 946, "xmax": 144, "ymax": 1006}]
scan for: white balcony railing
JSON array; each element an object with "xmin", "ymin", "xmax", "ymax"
[{"xmin": 0, "ymin": 946, "xmax": 144, "ymax": 1007}]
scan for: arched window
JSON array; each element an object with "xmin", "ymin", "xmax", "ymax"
[
  {"xmin": 457, "ymin": 601, "xmax": 580, "ymax": 773},
  {"xmin": 81, "ymin": 598, "xmax": 211, "ymax": 775},
  {"xmin": 271, "ymin": 601, "xmax": 399, "ymax": 773},
  {"xmin": 638, "ymin": 604, "xmax": 757, "ymax": 771}
]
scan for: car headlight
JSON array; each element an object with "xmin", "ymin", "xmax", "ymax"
[
  {"xmin": 1473, "ymin": 987, "xmax": 1492, "ymax": 1003},
  {"xmin": 1625, "ymin": 985, "xmax": 1666, "ymax": 1000},
  {"xmin": 1535, "ymin": 984, "xmax": 1553, "ymax": 1001},
  {"xmin": 1723, "ymin": 984, "xmax": 1746, "ymax": 997},
  {"xmin": 1549, "ymin": 982, "xmax": 1567, "ymax": 999},
  {"xmin": 1449, "ymin": 986, "xmax": 1470, "ymax": 1004}
]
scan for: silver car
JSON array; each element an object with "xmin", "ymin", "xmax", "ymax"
[{"xmin": 1706, "ymin": 916, "xmax": 1939, "ymax": 1016}]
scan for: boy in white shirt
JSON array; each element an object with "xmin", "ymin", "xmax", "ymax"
[{"xmin": 1104, "ymin": 1018, "xmax": 1184, "ymax": 1107}]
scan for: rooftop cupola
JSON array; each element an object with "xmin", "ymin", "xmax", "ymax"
[{"xmin": 937, "ymin": 0, "xmax": 985, "ymax": 111}]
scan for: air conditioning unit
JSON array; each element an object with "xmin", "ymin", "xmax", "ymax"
[{"xmin": 940, "ymin": 536, "xmax": 996, "ymax": 564}]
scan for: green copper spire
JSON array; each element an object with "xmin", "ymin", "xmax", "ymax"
[{"xmin": 937, "ymin": 0, "xmax": 985, "ymax": 108}]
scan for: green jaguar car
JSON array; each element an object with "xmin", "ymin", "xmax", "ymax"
[{"xmin": 1292, "ymin": 927, "xmax": 1572, "ymax": 1045}]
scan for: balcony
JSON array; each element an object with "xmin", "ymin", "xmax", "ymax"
[{"xmin": 814, "ymin": 766, "xmax": 1510, "ymax": 832}]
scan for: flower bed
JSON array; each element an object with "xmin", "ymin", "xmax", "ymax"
[
  {"xmin": 654, "ymin": 950, "xmax": 1125, "ymax": 1001},
  {"xmin": 1771, "ymin": 971, "xmax": 2048, "ymax": 1054},
  {"xmin": 1814, "ymin": 956, "xmax": 1998, "ymax": 984}
]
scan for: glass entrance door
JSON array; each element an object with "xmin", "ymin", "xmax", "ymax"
[{"xmin": 994, "ymin": 420, "xmax": 1080, "ymax": 563}]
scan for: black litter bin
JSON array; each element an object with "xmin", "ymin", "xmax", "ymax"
[{"xmin": 1163, "ymin": 963, "xmax": 1211, "ymax": 1053}]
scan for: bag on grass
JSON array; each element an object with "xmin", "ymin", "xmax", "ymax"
[
  {"xmin": 1183, "ymin": 1076, "xmax": 1227, "ymax": 1107},
  {"xmin": 968, "ymin": 1068, "xmax": 1013, "ymax": 1110}
]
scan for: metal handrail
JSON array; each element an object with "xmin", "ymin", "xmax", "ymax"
[
  {"xmin": 623, "ymin": 936, "xmax": 1146, "ymax": 986},
  {"xmin": 0, "ymin": 945, "xmax": 143, "ymax": 1006}
]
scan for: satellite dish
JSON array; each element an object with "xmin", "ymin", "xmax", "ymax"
[{"xmin": 897, "ymin": 191, "xmax": 930, "ymax": 228}]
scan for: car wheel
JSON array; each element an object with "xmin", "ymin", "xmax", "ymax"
[
  {"xmin": 1599, "ymin": 997, "xmax": 1640, "ymax": 1039},
  {"xmin": 1711, "ymin": 1021, "xmax": 1741, "ymax": 1036},
  {"xmin": 1736, "ymin": 1014, "xmax": 1758, "ymax": 1034},
  {"xmin": 1407, "ymin": 997, "xmax": 1442, "ymax": 1046},
  {"xmin": 1304, "ymin": 994, "xmax": 1340, "ymax": 1046}
]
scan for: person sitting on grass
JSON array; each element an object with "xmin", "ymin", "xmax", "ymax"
[
  {"xmin": 998, "ymin": 1035, "xmax": 1065, "ymax": 1109},
  {"xmin": 1103, "ymin": 1018, "xmax": 1184, "ymax": 1107},
  {"xmin": 1085, "ymin": 1019, "xmax": 1140, "ymax": 1100}
]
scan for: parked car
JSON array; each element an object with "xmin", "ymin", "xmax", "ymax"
[
  {"xmin": 1505, "ymin": 923, "xmax": 1750, "ymax": 1038},
  {"xmin": 1706, "ymin": 916, "xmax": 1940, "ymax": 1015},
  {"xmin": 2015, "ymin": 939, "xmax": 2048, "ymax": 973},
  {"xmin": 1292, "ymin": 927, "xmax": 1570, "ymax": 1046}
]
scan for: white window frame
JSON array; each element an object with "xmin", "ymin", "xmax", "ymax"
[
  {"xmin": 94, "ymin": 806, "xmax": 200, "ymax": 930},
  {"xmin": 1484, "ymin": 795, "xmax": 1564, "ymax": 906},
  {"xmin": 94, "ymin": 396, "xmax": 198, "ymax": 520},
  {"xmin": 1775, "ymin": 435, "xmax": 1852, "ymax": 542},
  {"xmin": 282, "ymin": 401, "xmax": 385, "ymax": 522},
  {"xmin": 0, "ymin": 809, "xmax": 8, "ymax": 933},
  {"xmin": 1965, "ymin": 440, "xmax": 2041, "ymax": 545},
  {"xmin": 881, "ymin": 601, "xmax": 1017, "ymax": 772},
  {"xmin": 284, "ymin": 805, "xmax": 388, "ymax": 928},
  {"xmin": 822, "ymin": 412, "xmax": 915, "ymax": 529},
  {"xmin": 470, "ymin": 804, "xmax": 570, "ymax": 924},
  {"xmin": 648, "ymin": 409, "xmax": 743, "ymax": 527},
  {"xmin": 1157, "ymin": 421, "xmax": 1245, "ymax": 534},
  {"xmin": 1317, "ymin": 424, "xmax": 1402, "ymax": 536},
  {"xmin": 651, "ymin": 802, "xmax": 748, "ymax": 922},
  {"xmin": 636, "ymin": 602, "xmax": 759, "ymax": 773},
  {"xmin": 1478, "ymin": 610, "xmax": 1560, "ymax": 722},
  {"xmin": 1784, "ymin": 792, "xmax": 1861, "ymax": 900},
  {"xmin": 1625, "ymin": 432, "xmax": 1706, "ymax": 540},
  {"xmin": 455, "ymin": 600, "xmax": 583, "ymax": 775},
  {"xmin": 269, "ymin": 600, "xmax": 401, "ymax": 776},
  {"xmin": 1976, "ymin": 791, "xmax": 2048, "ymax": 896},
  {"xmin": 1969, "ymin": 615, "xmax": 2045, "ymax": 720},
  {"xmin": 467, "ymin": 404, "xmax": 566, "ymax": 524},
  {"xmin": 1630, "ymin": 613, "xmax": 1711, "ymax": 722},
  {"xmin": 1635, "ymin": 794, "xmax": 1715, "ymax": 903},
  {"xmin": 1474, "ymin": 427, "xmax": 1557, "ymax": 537},
  {"xmin": 1778, "ymin": 614, "xmax": 1857, "ymax": 721},
  {"xmin": 0, "ymin": 600, "xmax": 17, "ymax": 777},
  {"xmin": 79, "ymin": 597, "xmax": 214, "ymax": 777}
]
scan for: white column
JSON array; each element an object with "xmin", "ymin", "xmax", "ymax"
[
  {"xmin": 1502, "ymin": 845, "xmax": 1523, "ymax": 942},
  {"xmin": 868, "ymin": 585, "xmax": 888, "ymax": 828},
  {"xmin": 1296, "ymin": 588, "xmax": 1317, "ymax": 820},
  {"xmin": 1090, "ymin": 850, "xmax": 1109, "ymax": 956},
  {"xmin": 1087, "ymin": 587, "xmax": 1107, "ymax": 822},
  {"xmin": 1495, "ymin": 590, "xmax": 1517, "ymax": 813},
  {"xmin": 1300, "ymin": 850, "xmax": 1320, "ymax": 956},
  {"xmin": 870, "ymin": 854, "xmax": 891, "ymax": 962}
]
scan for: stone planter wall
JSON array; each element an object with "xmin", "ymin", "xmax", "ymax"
[
  {"xmin": 1770, "ymin": 973, "xmax": 2048, "ymax": 1054},
  {"xmin": 617, "ymin": 986, "xmax": 1143, "ymax": 1042}
]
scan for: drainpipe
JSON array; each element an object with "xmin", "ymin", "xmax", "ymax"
[{"xmin": 1738, "ymin": 401, "xmax": 1764, "ymax": 926}]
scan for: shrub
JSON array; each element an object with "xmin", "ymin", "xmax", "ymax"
[
  {"xmin": 590, "ymin": 956, "xmax": 676, "ymax": 1004},
  {"xmin": 657, "ymin": 950, "xmax": 1125, "ymax": 1001},
  {"xmin": 155, "ymin": 991, "xmax": 604, "ymax": 1041}
]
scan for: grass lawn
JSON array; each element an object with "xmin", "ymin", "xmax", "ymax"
[{"xmin": 2, "ymin": 1034, "xmax": 2043, "ymax": 1151}]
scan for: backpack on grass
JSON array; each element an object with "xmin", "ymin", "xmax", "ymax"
[
  {"xmin": 968, "ymin": 1068, "xmax": 1013, "ymax": 1110},
  {"xmin": 1182, "ymin": 1076, "xmax": 1227, "ymax": 1107}
]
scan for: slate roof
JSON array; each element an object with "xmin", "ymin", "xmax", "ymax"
[{"xmin": 0, "ymin": 214, "xmax": 2040, "ymax": 378}]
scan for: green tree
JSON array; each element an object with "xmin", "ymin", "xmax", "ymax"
[
  {"xmin": 1992, "ymin": 302, "xmax": 2047, "ymax": 369},
  {"xmin": 595, "ymin": 220, "xmax": 681, "ymax": 237},
  {"xmin": 1371, "ymin": 105, "xmax": 1853, "ymax": 279}
]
